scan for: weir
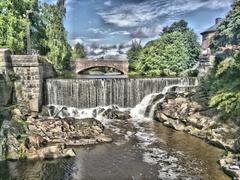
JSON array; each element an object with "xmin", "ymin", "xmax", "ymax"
[{"xmin": 45, "ymin": 77, "xmax": 199, "ymax": 109}]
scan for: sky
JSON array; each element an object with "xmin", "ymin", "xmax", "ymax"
[{"xmin": 42, "ymin": 0, "xmax": 232, "ymax": 47}]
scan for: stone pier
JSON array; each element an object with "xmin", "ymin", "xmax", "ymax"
[{"xmin": 0, "ymin": 49, "xmax": 55, "ymax": 112}]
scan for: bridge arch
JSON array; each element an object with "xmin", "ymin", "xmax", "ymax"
[
  {"xmin": 71, "ymin": 59, "xmax": 129, "ymax": 75},
  {"xmin": 77, "ymin": 65, "xmax": 125, "ymax": 75}
]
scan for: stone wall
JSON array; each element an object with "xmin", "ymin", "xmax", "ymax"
[
  {"xmin": 0, "ymin": 49, "xmax": 55, "ymax": 112},
  {"xmin": 0, "ymin": 75, "xmax": 12, "ymax": 106},
  {"xmin": 197, "ymin": 54, "xmax": 214, "ymax": 76},
  {"xmin": 0, "ymin": 49, "xmax": 12, "ymax": 75},
  {"xmin": 0, "ymin": 49, "xmax": 13, "ymax": 106}
]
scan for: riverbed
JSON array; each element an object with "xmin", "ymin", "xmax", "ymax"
[{"xmin": 0, "ymin": 113, "xmax": 229, "ymax": 180}]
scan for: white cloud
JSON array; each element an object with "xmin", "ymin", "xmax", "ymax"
[
  {"xmin": 104, "ymin": 0, "xmax": 112, "ymax": 7},
  {"xmin": 98, "ymin": 0, "xmax": 231, "ymax": 27},
  {"xmin": 87, "ymin": 28, "xmax": 110, "ymax": 34},
  {"xmin": 131, "ymin": 25, "xmax": 163, "ymax": 38},
  {"xmin": 88, "ymin": 38, "xmax": 102, "ymax": 42},
  {"xmin": 109, "ymin": 31, "xmax": 130, "ymax": 36}
]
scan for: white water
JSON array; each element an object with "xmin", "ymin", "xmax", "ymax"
[
  {"xmin": 45, "ymin": 77, "xmax": 199, "ymax": 109},
  {"xmin": 42, "ymin": 79, "xmax": 230, "ymax": 179}
]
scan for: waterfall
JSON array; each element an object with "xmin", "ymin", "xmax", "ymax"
[{"xmin": 45, "ymin": 77, "xmax": 199, "ymax": 109}]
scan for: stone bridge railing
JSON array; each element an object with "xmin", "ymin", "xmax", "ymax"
[{"xmin": 71, "ymin": 59, "xmax": 129, "ymax": 75}]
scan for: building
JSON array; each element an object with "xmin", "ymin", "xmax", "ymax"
[{"xmin": 201, "ymin": 18, "xmax": 222, "ymax": 54}]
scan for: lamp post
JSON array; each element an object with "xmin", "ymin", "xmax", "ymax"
[{"xmin": 26, "ymin": 10, "xmax": 32, "ymax": 55}]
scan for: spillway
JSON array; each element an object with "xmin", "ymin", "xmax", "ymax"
[{"xmin": 45, "ymin": 77, "xmax": 199, "ymax": 108}]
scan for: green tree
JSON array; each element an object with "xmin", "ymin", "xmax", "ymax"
[
  {"xmin": 0, "ymin": 0, "xmax": 72, "ymax": 74},
  {"xmin": 206, "ymin": 0, "xmax": 240, "ymax": 120},
  {"xmin": 134, "ymin": 20, "xmax": 200, "ymax": 76},
  {"xmin": 127, "ymin": 40, "xmax": 142, "ymax": 72},
  {"xmin": 72, "ymin": 42, "xmax": 86, "ymax": 59},
  {"xmin": 210, "ymin": 0, "xmax": 240, "ymax": 51},
  {"xmin": 42, "ymin": 0, "xmax": 72, "ymax": 73},
  {"xmin": 0, "ymin": 0, "xmax": 37, "ymax": 54},
  {"xmin": 207, "ymin": 51, "xmax": 240, "ymax": 119}
]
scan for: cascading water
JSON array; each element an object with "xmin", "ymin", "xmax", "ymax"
[
  {"xmin": 14, "ymin": 77, "xmax": 228, "ymax": 179},
  {"xmin": 45, "ymin": 77, "xmax": 199, "ymax": 109}
]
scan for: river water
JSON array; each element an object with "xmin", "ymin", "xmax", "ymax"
[
  {"xmin": 0, "ymin": 105, "xmax": 230, "ymax": 180},
  {"xmin": 0, "ymin": 76, "xmax": 230, "ymax": 179}
]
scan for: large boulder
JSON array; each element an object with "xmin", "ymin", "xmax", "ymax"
[{"xmin": 102, "ymin": 107, "xmax": 131, "ymax": 120}]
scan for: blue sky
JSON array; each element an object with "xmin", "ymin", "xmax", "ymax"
[{"xmin": 42, "ymin": 0, "xmax": 232, "ymax": 46}]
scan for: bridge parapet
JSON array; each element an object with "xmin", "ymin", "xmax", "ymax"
[{"xmin": 71, "ymin": 59, "xmax": 129, "ymax": 75}]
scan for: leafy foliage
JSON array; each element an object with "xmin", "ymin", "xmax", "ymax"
[
  {"xmin": 41, "ymin": 0, "xmax": 72, "ymax": 73},
  {"xmin": 208, "ymin": 51, "xmax": 240, "ymax": 118},
  {"xmin": 0, "ymin": 0, "xmax": 72, "ymax": 74},
  {"xmin": 210, "ymin": 0, "xmax": 240, "ymax": 51},
  {"xmin": 127, "ymin": 40, "xmax": 142, "ymax": 72},
  {"xmin": 128, "ymin": 20, "xmax": 201, "ymax": 76},
  {"xmin": 72, "ymin": 43, "xmax": 86, "ymax": 59},
  {"xmin": 0, "ymin": 0, "xmax": 34, "ymax": 54},
  {"xmin": 206, "ymin": 1, "xmax": 240, "ymax": 120}
]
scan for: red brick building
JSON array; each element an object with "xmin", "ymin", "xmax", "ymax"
[{"xmin": 201, "ymin": 18, "xmax": 222, "ymax": 54}]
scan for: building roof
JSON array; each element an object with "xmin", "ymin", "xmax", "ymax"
[{"xmin": 201, "ymin": 24, "xmax": 218, "ymax": 35}]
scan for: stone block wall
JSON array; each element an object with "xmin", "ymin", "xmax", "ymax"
[
  {"xmin": 0, "ymin": 49, "xmax": 13, "ymax": 106},
  {"xmin": 0, "ymin": 49, "xmax": 12, "ymax": 75},
  {"xmin": 0, "ymin": 49, "xmax": 55, "ymax": 112},
  {"xmin": 0, "ymin": 75, "xmax": 11, "ymax": 106},
  {"xmin": 11, "ymin": 55, "xmax": 55, "ymax": 112}
]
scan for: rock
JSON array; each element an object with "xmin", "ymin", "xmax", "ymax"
[
  {"xmin": 27, "ymin": 144, "xmax": 75, "ymax": 160},
  {"xmin": 0, "ymin": 107, "xmax": 12, "ymax": 121},
  {"xmin": 155, "ymin": 112, "xmax": 169, "ymax": 122},
  {"xmin": 1, "ymin": 106, "xmax": 112, "ymax": 161},
  {"xmin": 96, "ymin": 134, "xmax": 113, "ymax": 143},
  {"xmin": 31, "ymin": 112, "xmax": 38, "ymax": 118},
  {"xmin": 102, "ymin": 108, "xmax": 131, "ymax": 120},
  {"xmin": 62, "ymin": 148, "xmax": 75, "ymax": 157},
  {"xmin": 219, "ymin": 157, "xmax": 240, "ymax": 179},
  {"xmin": 74, "ymin": 118, "xmax": 104, "ymax": 138},
  {"xmin": 189, "ymin": 101, "xmax": 202, "ymax": 113},
  {"xmin": 234, "ymin": 137, "xmax": 240, "ymax": 152},
  {"xmin": 12, "ymin": 108, "xmax": 22, "ymax": 116},
  {"xmin": 153, "ymin": 91, "xmax": 240, "ymax": 153},
  {"xmin": 187, "ymin": 128, "xmax": 207, "ymax": 139},
  {"xmin": 25, "ymin": 134, "xmax": 47, "ymax": 150},
  {"xmin": 185, "ymin": 113, "xmax": 209, "ymax": 129},
  {"xmin": 66, "ymin": 139, "xmax": 97, "ymax": 146},
  {"xmin": 6, "ymin": 135, "xmax": 21, "ymax": 160},
  {"xmin": 40, "ymin": 106, "xmax": 50, "ymax": 117}
]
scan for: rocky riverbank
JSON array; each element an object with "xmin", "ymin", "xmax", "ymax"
[
  {"xmin": 0, "ymin": 105, "xmax": 112, "ymax": 161},
  {"xmin": 1, "ymin": 89, "xmax": 240, "ymax": 178},
  {"xmin": 152, "ymin": 89, "xmax": 240, "ymax": 179}
]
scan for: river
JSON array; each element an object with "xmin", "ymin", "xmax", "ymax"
[
  {"xmin": 0, "ymin": 76, "xmax": 230, "ymax": 179},
  {"xmin": 0, "ymin": 106, "xmax": 230, "ymax": 180}
]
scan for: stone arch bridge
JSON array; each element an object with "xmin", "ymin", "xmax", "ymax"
[{"xmin": 71, "ymin": 59, "xmax": 129, "ymax": 75}]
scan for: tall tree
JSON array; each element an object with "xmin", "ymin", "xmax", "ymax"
[
  {"xmin": 0, "ymin": 0, "xmax": 37, "ymax": 54},
  {"xmin": 42, "ymin": 0, "xmax": 72, "ymax": 73},
  {"xmin": 127, "ymin": 40, "xmax": 142, "ymax": 72},
  {"xmin": 133, "ymin": 20, "xmax": 200, "ymax": 76}
]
